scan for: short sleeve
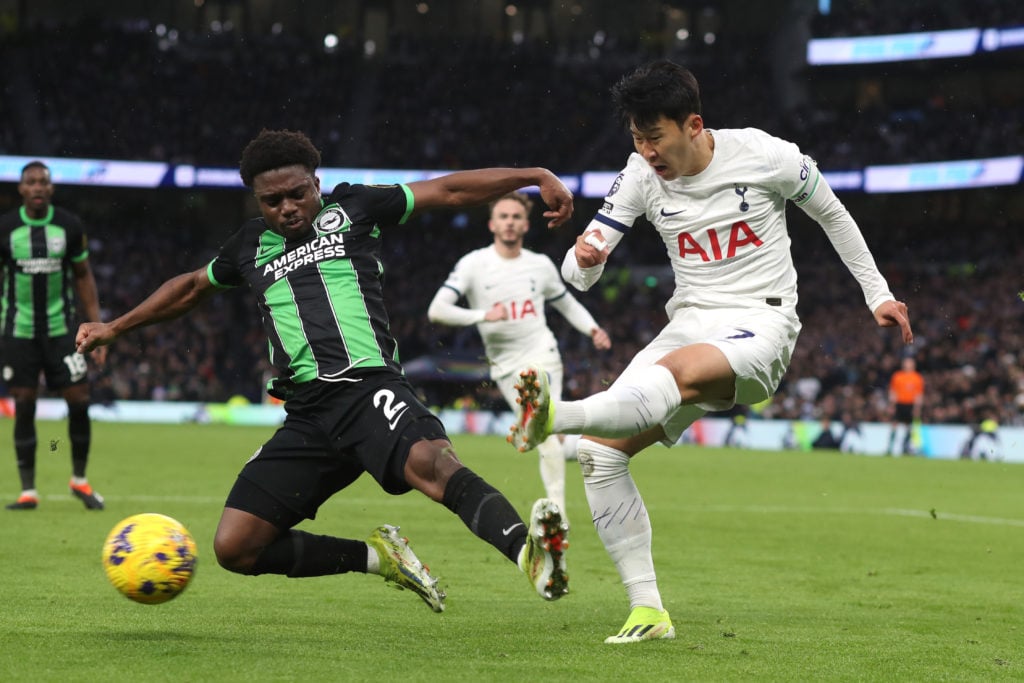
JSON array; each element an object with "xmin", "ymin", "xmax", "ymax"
[{"xmin": 207, "ymin": 229, "xmax": 246, "ymax": 288}]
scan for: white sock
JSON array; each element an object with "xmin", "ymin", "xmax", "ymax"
[
  {"xmin": 537, "ymin": 435, "xmax": 566, "ymax": 517},
  {"xmin": 365, "ymin": 544, "xmax": 380, "ymax": 575},
  {"xmin": 560, "ymin": 434, "xmax": 580, "ymax": 461},
  {"xmin": 552, "ymin": 364, "xmax": 679, "ymax": 438},
  {"xmin": 70, "ymin": 476, "xmax": 88, "ymax": 486},
  {"xmin": 20, "ymin": 488, "xmax": 39, "ymax": 499},
  {"xmin": 579, "ymin": 439, "xmax": 663, "ymax": 611}
]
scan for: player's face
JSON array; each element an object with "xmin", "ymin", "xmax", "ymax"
[
  {"xmin": 488, "ymin": 198, "xmax": 529, "ymax": 246},
  {"xmin": 252, "ymin": 165, "xmax": 322, "ymax": 241},
  {"xmin": 630, "ymin": 113, "xmax": 703, "ymax": 181},
  {"xmin": 18, "ymin": 166, "xmax": 54, "ymax": 217}
]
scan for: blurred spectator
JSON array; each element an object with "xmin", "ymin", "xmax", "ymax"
[{"xmin": 812, "ymin": 417, "xmax": 841, "ymax": 450}]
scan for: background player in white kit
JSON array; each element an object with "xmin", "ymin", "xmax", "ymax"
[
  {"xmin": 509, "ymin": 61, "xmax": 915, "ymax": 644},
  {"xmin": 429, "ymin": 192, "xmax": 611, "ymax": 518}
]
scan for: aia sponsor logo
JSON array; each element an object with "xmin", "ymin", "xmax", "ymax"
[{"xmin": 676, "ymin": 221, "xmax": 763, "ymax": 262}]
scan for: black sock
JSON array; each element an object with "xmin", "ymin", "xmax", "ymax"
[
  {"xmin": 248, "ymin": 530, "xmax": 368, "ymax": 578},
  {"xmin": 68, "ymin": 401, "xmax": 91, "ymax": 478},
  {"xmin": 14, "ymin": 400, "xmax": 37, "ymax": 490},
  {"xmin": 442, "ymin": 467, "xmax": 527, "ymax": 563}
]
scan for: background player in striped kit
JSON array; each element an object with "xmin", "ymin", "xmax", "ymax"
[
  {"xmin": 428, "ymin": 191, "xmax": 611, "ymax": 519},
  {"xmin": 0, "ymin": 161, "xmax": 107, "ymax": 511}
]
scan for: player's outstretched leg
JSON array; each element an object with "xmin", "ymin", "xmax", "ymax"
[
  {"xmin": 518, "ymin": 498, "xmax": 569, "ymax": 600},
  {"xmin": 508, "ymin": 366, "xmax": 554, "ymax": 453},
  {"xmin": 367, "ymin": 524, "xmax": 446, "ymax": 613},
  {"xmin": 604, "ymin": 606, "xmax": 676, "ymax": 644}
]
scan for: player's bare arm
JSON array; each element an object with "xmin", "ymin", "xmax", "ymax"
[
  {"xmin": 873, "ymin": 299, "xmax": 914, "ymax": 344},
  {"xmin": 408, "ymin": 168, "xmax": 573, "ymax": 227},
  {"xmin": 76, "ymin": 267, "xmax": 218, "ymax": 353}
]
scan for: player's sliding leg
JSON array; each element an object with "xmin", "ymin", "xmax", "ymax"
[
  {"xmin": 215, "ymin": 504, "xmax": 447, "ymax": 611},
  {"xmin": 367, "ymin": 524, "xmax": 446, "ymax": 612},
  {"xmin": 579, "ymin": 438, "xmax": 674, "ymax": 643},
  {"xmin": 518, "ymin": 498, "xmax": 570, "ymax": 600},
  {"xmin": 440, "ymin": 466, "xmax": 569, "ymax": 601}
]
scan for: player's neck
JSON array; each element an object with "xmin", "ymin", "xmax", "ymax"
[
  {"xmin": 23, "ymin": 204, "xmax": 49, "ymax": 220},
  {"xmin": 689, "ymin": 130, "xmax": 715, "ymax": 175},
  {"xmin": 493, "ymin": 240, "xmax": 522, "ymax": 259}
]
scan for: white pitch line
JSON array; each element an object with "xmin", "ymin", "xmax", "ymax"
[
  {"xmin": 24, "ymin": 497, "xmax": 1024, "ymax": 528},
  {"xmin": 882, "ymin": 507, "xmax": 1024, "ymax": 527},
  {"xmin": 683, "ymin": 504, "xmax": 1024, "ymax": 528}
]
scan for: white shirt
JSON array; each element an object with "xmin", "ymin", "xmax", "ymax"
[
  {"xmin": 563, "ymin": 128, "xmax": 894, "ymax": 318},
  {"xmin": 429, "ymin": 244, "xmax": 599, "ymax": 378}
]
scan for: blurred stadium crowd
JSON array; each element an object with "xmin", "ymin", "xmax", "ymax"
[
  {"xmin": 4, "ymin": 5, "xmax": 1021, "ymax": 170},
  {"xmin": 1, "ymin": 6, "xmax": 1022, "ymax": 429}
]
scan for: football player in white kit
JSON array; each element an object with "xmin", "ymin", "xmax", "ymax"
[
  {"xmin": 429, "ymin": 192, "xmax": 611, "ymax": 519},
  {"xmin": 509, "ymin": 61, "xmax": 914, "ymax": 643}
]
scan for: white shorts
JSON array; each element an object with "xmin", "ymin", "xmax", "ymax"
[
  {"xmin": 494, "ymin": 362, "xmax": 565, "ymax": 411},
  {"xmin": 613, "ymin": 305, "xmax": 801, "ymax": 443}
]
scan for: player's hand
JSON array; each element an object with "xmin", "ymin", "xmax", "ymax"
[
  {"xmin": 575, "ymin": 229, "xmax": 610, "ymax": 269},
  {"xmin": 591, "ymin": 326, "xmax": 611, "ymax": 350},
  {"xmin": 874, "ymin": 299, "xmax": 914, "ymax": 344},
  {"xmin": 537, "ymin": 171, "xmax": 574, "ymax": 228},
  {"xmin": 76, "ymin": 322, "xmax": 118, "ymax": 354},
  {"xmin": 483, "ymin": 302, "xmax": 509, "ymax": 322}
]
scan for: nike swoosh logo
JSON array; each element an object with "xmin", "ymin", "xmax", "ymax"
[
  {"xmin": 388, "ymin": 407, "xmax": 410, "ymax": 430},
  {"xmin": 726, "ymin": 329, "xmax": 755, "ymax": 339},
  {"xmin": 502, "ymin": 523, "xmax": 524, "ymax": 536},
  {"xmin": 659, "ymin": 208, "xmax": 685, "ymax": 217}
]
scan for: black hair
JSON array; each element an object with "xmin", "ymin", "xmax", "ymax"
[
  {"xmin": 611, "ymin": 60, "xmax": 702, "ymax": 130},
  {"xmin": 20, "ymin": 160, "xmax": 50, "ymax": 180},
  {"xmin": 238, "ymin": 129, "xmax": 322, "ymax": 187}
]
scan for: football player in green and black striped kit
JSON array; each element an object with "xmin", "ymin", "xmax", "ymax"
[
  {"xmin": 76, "ymin": 130, "xmax": 574, "ymax": 613},
  {"xmin": 0, "ymin": 161, "xmax": 107, "ymax": 511}
]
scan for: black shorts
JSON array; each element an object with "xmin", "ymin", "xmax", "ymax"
[
  {"xmin": 225, "ymin": 372, "xmax": 449, "ymax": 529},
  {"xmin": 1, "ymin": 334, "xmax": 89, "ymax": 390},
  {"xmin": 893, "ymin": 403, "xmax": 915, "ymax": 425}
]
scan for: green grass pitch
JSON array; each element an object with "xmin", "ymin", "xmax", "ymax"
[{"xmin": 0, "ymin": 423, "xmax": 1021, "ymax": 682}]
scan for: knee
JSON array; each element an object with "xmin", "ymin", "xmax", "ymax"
[
  {"xmin": 404, "ymin": 439, "xmax": 461, "ymax": 502},
  {"xmin": 577, "ymin": 439, "xmax": 631, "ymax": 486},
  {"xmin": 213, "ymin": 527, "xmax": 260, "ymax": 574}
]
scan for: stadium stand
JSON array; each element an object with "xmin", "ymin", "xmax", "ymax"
[{"xmin": 1, "ymin": 5, "xmax": 1021, "ymax": 430}]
